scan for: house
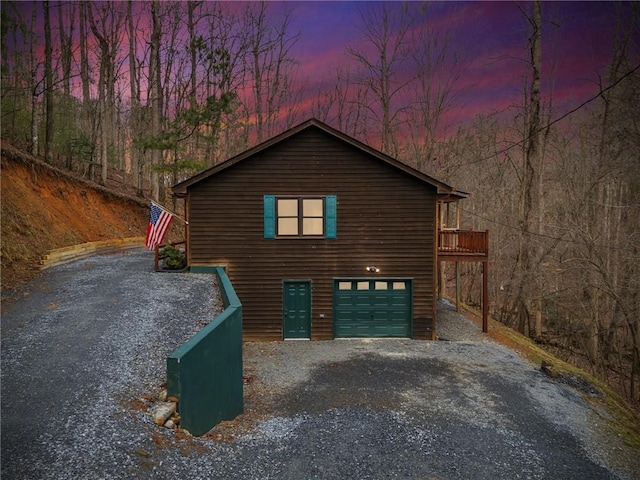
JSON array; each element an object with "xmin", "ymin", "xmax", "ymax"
[{"xmin": 172, "ymin": 118, "xmax": 487, "ymax": 341}]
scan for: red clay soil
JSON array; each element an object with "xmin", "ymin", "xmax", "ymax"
[{"xmin": 1, "ymin": 144, "xmax": 152, "ymax": 292}]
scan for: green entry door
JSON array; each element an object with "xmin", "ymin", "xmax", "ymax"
[
  {"xmin": 283, "ymin": 281, "xmax": 311, "ymax": 339},
  {"xmin": 333, "ymin": 279, "xmax": 412, "ymax": 338}
]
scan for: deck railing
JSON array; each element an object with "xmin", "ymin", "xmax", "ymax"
[{"xmin": 438, "ymin": 230, "xmax": 488, "ymax": 257}]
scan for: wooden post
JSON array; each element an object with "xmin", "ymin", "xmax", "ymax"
[
  {"xmin": 455, "ymin": 261, "xmax": 460, "ymax": 312},
  {"xmin": 482, "ymin": 260, "xmax": 489, "ymax": 333},
  {"xmin": 184, "ymin": 197, "xmax": 189, "ymax": 267}
]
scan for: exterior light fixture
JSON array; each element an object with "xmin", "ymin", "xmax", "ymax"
[{"xmin": 366, "ymin": 266, "xmax": 380, "ymax": 273}]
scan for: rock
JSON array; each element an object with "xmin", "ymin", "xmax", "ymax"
[
  {"xmin": 158, "ymin": 389, "xmax": 167, "ymax": 402},
  {"xmin": 167, "ymin": 395, "xmax": 179, "ymax": 403},
  {"xmin": 541, "ymin": 360, "xmax": 558, "ymax": 378},
  {"xmin": 164, "ymin": 419, "xmax": 175, "ymax": 429},
  {"xmin": 150, "ymin": 401, "xmax": 176, "ymax": 426}
]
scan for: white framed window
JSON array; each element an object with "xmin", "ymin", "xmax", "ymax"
[
  {"xmin": 277, "ymin": 197, "xmax": 325, "ymax": 237},
  {"xmin": 264, "ymin": 195, "xmax": 337, "ymax": 239}
]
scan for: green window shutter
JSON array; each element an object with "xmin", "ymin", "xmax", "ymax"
[
  {"xmin": 325, "ymin": 195, "xmax": 337, "ymax": 239},
  {"xmin": 264, "ymin": 195, "xmax": 275, "ymax": 238}
]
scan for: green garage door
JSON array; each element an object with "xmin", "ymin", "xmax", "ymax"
[{"xmin": 333, "ymin": 279, "xmax": 412, "ymax": 338}]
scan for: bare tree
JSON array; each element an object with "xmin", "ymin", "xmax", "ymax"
[
  {"xmin": 148, "ymin": 0, "xmax": 163, "ymax": 201},
  {"xmin": 29, "ymin": 5, "xmax": 40, "ymax": 157},
  {"xmin": 43, "ymin": 0, "xmax": 54, "ymax": 163},
  {"xmin": 510, "ymin": 0, "xmax": 549, "ymax": 336},
  {"xmin": 56, "ymin": 1, "xmax": 77, "ymax": 169},
  {"xmin": 187, "ymin": 1, "xmax": 202, "ymax": 111},
  {"xmin": 575, "ymin": 3, "xmax": 640, "ymax": 398},
  {"xmin": 127, "ymin": 0, "xmax": 144, "ymax": 196},
  {"xmin": 87, "ymin": 1, "xmax": 125, "ymax": 185},
  {"xmin": 57, "ymin": 1, "xmax": 74, "ymax": 97},
  {"xmin": 75, "ymin": 1, "xmax": 100, "ymax": 179},
  {"xmin": 346, "ymin": 1, "xmax": 417, "ymax": 155},
  {"xmin": 198, "ymin": 3, "xmax": 244, "ymax": 162},
  {"xmin": 242, "ymin": 1, "xmax": 301, "ymax": 142},
  {"xmin": 312, "ymin": 66, "xmax": 371, "ymax": 140},
  {"xmin": 445, "ymin": 2, "xmax": 640, "ymax": 405},
  {"xmin": 1, "ymin": 3, "xmax": 37, "ymax": 149},
  {"xmin": 404, "ymin": 8, "xmax": 465, "ymax": 173}
]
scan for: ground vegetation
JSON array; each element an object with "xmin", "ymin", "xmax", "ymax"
[{"xmin": 1, "ymin": 0, "xmax": 638, "ymax": 407}]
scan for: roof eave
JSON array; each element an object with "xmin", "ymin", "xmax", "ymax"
[
  {"xmin": 437, "ymin": 189, "xmax": 470, "ymax": 202},
  {"xmin": 172, "ymin": 119, "xmax": 319, "ymax": 195},
  {"xmin": 171, "ymin": 118, "xmax": 463, "ymax": 195}
]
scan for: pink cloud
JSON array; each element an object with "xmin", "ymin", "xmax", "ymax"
[{"xmin": 7, "ymin": 0, "xmax": 628, "ymax": 144}]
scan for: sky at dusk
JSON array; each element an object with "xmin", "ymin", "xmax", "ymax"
[
  {"xmin": 283, "ymin": 1, "xmax": 632, "ymax": 129},
  {"xmin": 7, "ymin": 1, "xmax": 637, "ymax": 135}
]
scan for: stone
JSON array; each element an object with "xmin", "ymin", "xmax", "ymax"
[
  {"xmin": 158, "ymin": 389, "xmax": 167, "ymax": 402},
  {"xmin": 150, "ymin": 401, "xmax": 176, "ymax": 426},
  {"xmin": 164, "ymin": 419, "xmax": 175, "ymax": 429},
  {"xmin": 541, "ymin": 360, "xmax": 558, "ymax": 378}
]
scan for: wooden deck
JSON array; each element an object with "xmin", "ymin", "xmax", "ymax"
[
  {"xmin": 437, "ymin": 230, "xmax": 488, "ymax": 261},
  {"xmin": 437, "ymin": 229, "xmax": 489, "ymax": 333}
]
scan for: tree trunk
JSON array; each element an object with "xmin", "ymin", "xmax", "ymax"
[
  {"xmin": 30, "ymin": 89, "xmax": 39, "ymax": 157},
  {"xmin": 28, "ymin": 5, "xmax": 39, "ymax": 157},
  {"xmin": 149, "ymin": 0, "xmax": 163, "ymax": 201},
  {"xmin": 407, "ymin": 13, "xmax": 462, "ymax": 174},
  {"xmin": 58, "ymin": 1, "xmax": 75, "ymax": 169},
  {"xmin": 515, "ymin": 0, "xmax": 542, "ymax": 336},
  {"xmin": 87, "ymin": 2, "xmax": 124, "ymax": 186},
  {"xmin": 244, "ymin": 1, "xmax": 300, "ymax": 144},
  {"xmin": 88, "ymin": 4, "xmax": 108, "ymax": 185},
  {"xmin": 127, "ymin": 0, "xmax": 143, "ymax": 197},
  {"xmin": 187, "ymin": 1, "xmax": 199, "ymax": 110},
  {"xmin": 43, "ymin": 0, "xmax": 54, "ymax": 163},
  {"xmin": 345, "ymin": 2, "xmax": 416, "ymax": 155},
  {"xmin": 79, "ymin": 1, "xmax": 94, "ymax": 179},
  {"xmin": 530, "ymin": 0, "xmax": 543, "ymax": 339}
]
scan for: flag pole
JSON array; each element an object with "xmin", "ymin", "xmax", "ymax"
[{"xmin": 149, "ymin": 200, "xmax": 189, "ymax": 225}]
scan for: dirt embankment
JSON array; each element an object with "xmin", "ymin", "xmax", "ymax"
[{"xmin": 1, "ymin": 144, "xmax": 150, "ymax": 291}]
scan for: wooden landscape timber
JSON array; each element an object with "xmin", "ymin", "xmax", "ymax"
[{"xmin": 40, "ymin": 237, "xmax": 146, "ymax": 270}]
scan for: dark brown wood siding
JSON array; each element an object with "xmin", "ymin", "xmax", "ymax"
[{"xmin": 186, "ymin": 128, "xmax": 436, "ymax": 340}]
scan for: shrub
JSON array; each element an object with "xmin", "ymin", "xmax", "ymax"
[{"xmin": 161, "ymin": 245, "xmax": 187, "ymax": 270}]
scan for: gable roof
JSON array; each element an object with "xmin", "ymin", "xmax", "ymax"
[{"xmin": 172, "ymin": 118, "xmax": 468, "ymax": 200}]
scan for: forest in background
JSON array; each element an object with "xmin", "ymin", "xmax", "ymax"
[{"xmin": 1, "ymin": 1, "xmax": 639, "ymax": 407}]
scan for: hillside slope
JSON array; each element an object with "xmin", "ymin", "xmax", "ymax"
[{"xmin": 1, "ymin": 144, "xmax": 150, "ymax": 291}]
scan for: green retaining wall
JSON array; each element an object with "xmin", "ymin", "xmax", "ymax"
[{"xmin": 166, "ymin": 266, "xmax": 243, "ymax": 436}]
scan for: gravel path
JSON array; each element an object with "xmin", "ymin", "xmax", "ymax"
[
  {"xmin": 2, "ymin": 249, "xmax": 639, "ymax": 479},
  {"xmin": 436, "ymin": 298, "xmax": 490, "ymax": 342}
]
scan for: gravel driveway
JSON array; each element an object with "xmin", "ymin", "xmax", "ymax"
[{"xmin": 2, "ymin": 249, "xmax": 639, "ymax": 479}]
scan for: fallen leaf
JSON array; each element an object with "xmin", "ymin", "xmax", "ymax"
[{"xmin": 135, "ymin": 448, "xmax": 151, "ymax": 458}]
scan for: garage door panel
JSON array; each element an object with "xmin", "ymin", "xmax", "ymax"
[
  {"xmin": 372, "ymin": 294, "xmax": 392, "ymax": 306},
  {"xmin": 389, "ymin": 295, "xmax": 409, "ymax": 306},
  {"xmin": 355, "ymin": 291, "xmax": 375, "ymax": 301},
  {"xmin": 333, "ymin": 279, "xmax": 412, "ymax": 338}
]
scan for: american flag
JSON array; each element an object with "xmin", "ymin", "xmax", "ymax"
[{"xmin": 145, "ymin": 202, "xmax": 173, "ymax": 250}]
